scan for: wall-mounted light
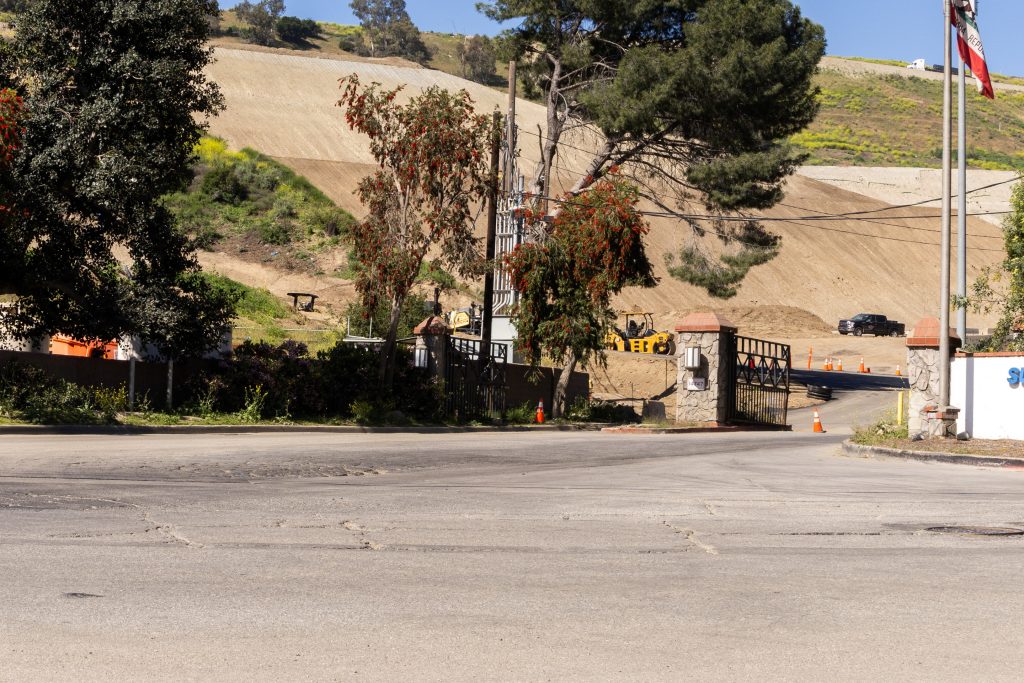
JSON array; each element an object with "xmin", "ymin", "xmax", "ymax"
[{"xmin": 684, "ymin": 346, "xmax": 701, "ymax": 370}]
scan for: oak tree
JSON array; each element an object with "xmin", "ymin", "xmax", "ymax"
[
  {"xmin": 457, "ymin": 35, "xmax": 498, "ymax": 84},
  {"xmin": 0, "ymin": 0, "xmax": 233, "ymax": 358},
  {"xmin": 349, "ymin": 0, "xmax": 429, "ymax": 64}
]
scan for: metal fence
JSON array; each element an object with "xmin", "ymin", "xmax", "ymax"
[
  {"xmin": 444, "ymin": 337, "xmax": 508, "ymax": 421},
  {"xmin": 726, "ymin": 334, "xmax": 791, "ymax": 426}
]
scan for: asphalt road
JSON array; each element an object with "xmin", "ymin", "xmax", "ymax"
[
  {"xmin": 3, "ymin": 426, "xmax": 1024, "ymax": 681},
  {"xmin": 786, "ymin": 369, "xmax": 905, "ymax": 435}
]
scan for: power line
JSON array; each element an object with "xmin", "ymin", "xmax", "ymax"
[
  {"xmin": 517, "ymin": 126, "xmax": 1019, "ymax": 219},
  {"xmin": 523, "ymin": 191, "xmax": 1008, "ymax": 252}
]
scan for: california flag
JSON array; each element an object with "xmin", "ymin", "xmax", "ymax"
[{"xmin": 950, "ymin": 0, "xmax": 995, "ymax": 99}]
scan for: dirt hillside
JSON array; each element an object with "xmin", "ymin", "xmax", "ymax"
[{"xmin": 203, "ymin": 46, "xmax": 1007, "ymax": 339}]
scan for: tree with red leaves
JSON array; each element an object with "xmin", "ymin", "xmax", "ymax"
[
  {"xmin": 338, "ymin": 74, "xmax": 494, "ymax": 390},
  {"xmin": 505, "ymin": 175, "xmax": 655, "ymax": 417},
  {"xmin": 0, "ymin": 88, "xmax": 23, "ymax": 246}
]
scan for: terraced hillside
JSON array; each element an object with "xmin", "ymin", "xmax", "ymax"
[
  {"xmin": 797, "ymin": 57, "xmax": 1024, "ymax": 169},
  {"xmin": 202, "ymin": 47, "xmax": 1009, "ymax": 345}
]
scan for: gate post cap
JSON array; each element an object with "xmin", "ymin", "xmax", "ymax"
[
  {"xmin": 414, "ymin": 316, "xmax": 451, "ymax": 336},
  {"xmin": 675, "ymin": 311, "xmax": 737, "ymax": 333},
  {"xmin": 907, "ymin": 316, "xmax": 961, "ymax": 349}
]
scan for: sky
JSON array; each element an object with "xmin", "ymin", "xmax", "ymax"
[{"xmin": 232, "ymin": 0, "xmax": 1024, "ymax": 76}]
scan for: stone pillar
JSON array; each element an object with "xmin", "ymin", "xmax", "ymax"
[
  {"xmin": 675, "ymin": 312, "xmax": 737, "ymax": 426},
  {"xmin": 413, "ymin": 316, "xmax": 451, "ymax": 378},
  {"xmin": 906, "ymin": 316, "xmax": 961, "ymax": 438}
]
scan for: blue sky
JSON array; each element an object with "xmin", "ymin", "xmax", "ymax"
[{"xmin": 233, "ymin": 1, "xmax": 1024, "ymax": 75}]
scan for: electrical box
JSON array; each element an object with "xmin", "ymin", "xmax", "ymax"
[{"xmin": 684, "ymin": 346, "xmax": 701, "ymax": 370}]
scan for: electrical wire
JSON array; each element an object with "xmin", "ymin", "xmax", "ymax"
[
  {"xmin": 517, "ymin": 126, "xmax": 1019, "ymax": 219},
  {"xmin": 521, "ymin": 191, "xmax": 1008, "ymax": 252}
]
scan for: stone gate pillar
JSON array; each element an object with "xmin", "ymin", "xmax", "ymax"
[
  {"xmin": 675, "ymin": 312, "xmax": 737, "ymax": 426},
  {"xmin": 906, "ymin": 317, "xmax": 961, "ymax": 437},
  {"xmin": 413, "ymin": 316, "xmax": 451, "ymax": 379}
]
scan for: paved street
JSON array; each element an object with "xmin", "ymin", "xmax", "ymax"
[{"xmin": 2, "ymin": 427, "xmax": 1024, "ymax": 681}]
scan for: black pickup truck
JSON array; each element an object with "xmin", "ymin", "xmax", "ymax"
[{"xmin": 838, "ymin": 313, "xmax": 905, "ymax": 337}]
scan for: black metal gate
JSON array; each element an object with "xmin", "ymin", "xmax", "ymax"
[
  {"xmin": 444, "ymin": 337, "xmax": 508, "ymax": 420},
  {"xmin": 726, "ymin": 334, "xmax": 791, "ymax": 426}
]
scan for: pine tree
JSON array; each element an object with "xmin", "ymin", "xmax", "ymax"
[{"xmin": 480, "ymin": 0, "xmax": 825, "ymax": 284}]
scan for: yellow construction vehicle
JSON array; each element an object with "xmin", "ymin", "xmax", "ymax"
[
  {"xmin": 446, "ymin": 304, "xmax": 482, "ymax": 336},
  {"xmin": 605, "ymin": 311, "xmax": 675, "ymax": 355}
]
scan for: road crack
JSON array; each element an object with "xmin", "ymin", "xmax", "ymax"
[
  {"xmin": 663, "ymin": 521, "xmax": 719, "ymax": 555},
  {"xmin": 143, "ymin": 511, "xmax": 204, "ymax": 548}
]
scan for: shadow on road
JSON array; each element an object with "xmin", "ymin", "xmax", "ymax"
[{"xmin": 792, "ymin": 369, "xmax": 909, "ymax": 392}]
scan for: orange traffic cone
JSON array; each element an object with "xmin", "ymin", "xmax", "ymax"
[
  {"xmin": 536, "ymin": 400, "xmax": 545, "ymax": 424},
  {"xmin": 837, "ymin": 358, "xmax": 844, "ymax": 372},
  {"xmin": 896, "ymin": 364, "xmax": 902, "ymax": 377},
  {"xmin": 858, "ymin": 357, "xmax": 866, "ymax": 373},
  {"xmin": 813, "ymin": 410, "xmax": 824, "ymax": 433},
  {"xmin": 824, "ymin": 357, "xmax": 832, "ymax": 371}
]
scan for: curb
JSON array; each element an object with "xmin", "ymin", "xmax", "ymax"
[
  {"xmin": 603, "ymin": 424, "xmax": 793, "ymax": 435},
  {"xmin": 0, "ymin": 423, "xmax": 608, "ymax": 436},
  {"xmin": 841, "ymin": 440, "xmax": 1024, "ymax": 469}
]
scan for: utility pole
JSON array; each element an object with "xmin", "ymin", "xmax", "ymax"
[
  {"xmin": 479, "ymin": 111, "xmax": 502, "ymax": 369},
  {"xmin": 956, "ymin": 22, "xmax": 968, "ymax": 342},
  {"xmin": 505, "ymin": 61, "xmax": 517, "ymax": 195},
  {"xmin": 939, "ymin": 0, "xmax": 953, "ymax": 410}
]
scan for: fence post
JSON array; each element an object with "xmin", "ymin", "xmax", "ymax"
[
  {"xmin": 166, "ymin": 358, "xmax": 174, "ymax": 411},
  {"xmin": 674, "ymin": 312, "xmax": 737, "ymax": 426},
  {"xmin": 128, "ymin": 357, "xmax": 136, "ymax": 411}
]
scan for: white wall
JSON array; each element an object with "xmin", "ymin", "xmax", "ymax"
[{"xmin": 951, "ymin": 355, "xmax": 1024, "ymax": 439}]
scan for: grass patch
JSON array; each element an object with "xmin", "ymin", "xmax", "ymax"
[
  {"xmin": 165, "ymin": 137, "xmax": 356, "ymax": 252},
  {"xmin": 839, "ymin": 56, "xmax": 910, "ymax": 68},
  {"xmin": 199, "ymin": 273, "xmax": 290, "ymax": 324},
  {"xmin": 851, "ymin": 403, "xmax": 909, "ymax": 446},
  {"xmin": 796, "ymin": 69, "xmax": 1024, "ymax": 168}
]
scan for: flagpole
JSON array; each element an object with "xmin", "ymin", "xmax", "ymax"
[
  {"xmin": 939, "ymin": 0, "xmax": 953, "ymax": 412},
  {"xmin": 956, "ymin": 32, "xmax": 968, "ymax": 342}
]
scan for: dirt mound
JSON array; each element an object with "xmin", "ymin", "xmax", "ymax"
[{"xmin": 687, "ymin": 306, "xmax": 832, "ymax": 338}]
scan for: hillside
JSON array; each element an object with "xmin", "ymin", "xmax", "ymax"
[
  {"xmin": 201, "ymin": 46, "xmax": 1009, "ymax": 346},
  {"xmin": 211, "ymin": 11, "xmax": 505, "ymax": 88},
  {"xmin": 798, "ymin": 57, "xmax": 1024, "ymax": 169}
]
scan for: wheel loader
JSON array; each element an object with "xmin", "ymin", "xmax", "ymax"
[{"xmin": 605, "ymin": 312, "xmax": 675, "ymax": 355}]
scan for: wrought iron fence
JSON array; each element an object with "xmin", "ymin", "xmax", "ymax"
[
  {"xmin": 726, "ymin": 334, "xmax": 791, "ymax": 426},
  {"xmin": 444, "ymin": 337, "xmax": 508, "ymax": 421}
]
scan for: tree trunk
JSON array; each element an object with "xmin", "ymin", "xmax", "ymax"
[
  {"xmin": 378, "ymin": 293, "xmax": 405, "ymax": 392},
  {"xmin": 529, "ymin": 57, "xmax": 563, "ymax": 207},
  {"xmin": 552, "ymin": 349, "xmax": 577, "ymax": 419}
]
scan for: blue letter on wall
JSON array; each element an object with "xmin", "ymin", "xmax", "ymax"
[{"xmin": 1009, "ymin": 368, "xmax": 1021, "ymax": 386}]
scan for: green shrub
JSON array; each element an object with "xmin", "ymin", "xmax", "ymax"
[
  {"xmin": 302, "ymin": 204, "xmax": 356, "ymax": 237},
  {"xmin": 254, "ymin": 219, "xmax": 294, "ymax": 245},
  {"xmin": 93, "ymin": 385, "xmax": 128, "ymax": 415},
  {"xmin": 236, "ymin": 384, "xmax": 269, "ymax": 423},
  {"xmin": 201, "ymin": 163, "xmax": 248, "ymax": 204},
  {"xmin": 565, "ymin": 397, "xmax": 637, "ymax": 423},
  {"xmin": 504, "ymin": 401, "xmax": 537, "ymax": 424},
  {"xmin": 199, "ymin": 273, "xmax": 288, "ymax": 323},
  {"xmin": 0, "ymin": 361, "xmax": 112, "ymax": 424}
]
